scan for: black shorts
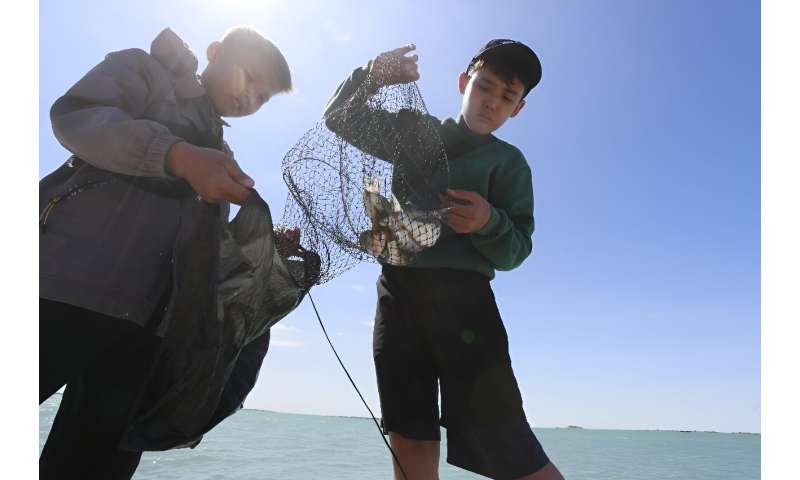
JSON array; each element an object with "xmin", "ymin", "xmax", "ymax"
[{"xmin": 373, "ymin": 265, "xmax": 550, "ymax": 479}]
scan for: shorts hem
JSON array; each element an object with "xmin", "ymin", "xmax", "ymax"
[{"xmin": 380, "ymin": 418, "xmax": 441, "ymax": 441}]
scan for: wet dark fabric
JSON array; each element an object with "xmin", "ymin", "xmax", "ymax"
[
  {"xmin": 373, "ymin": 265, "xmax": 550, "ymax": 479},
  {"xmin": 40, "ymin": 177, "xmax": 315, "ymax": 452},
  {"xmin": 40, "ymin": 124, "xmax": 317, "ymax": 453},
  {"xmin": 122, "ymin": 190, "xmax": 317, "ymax": 451},
  {"xmin": 40, "ymin": 185, "xmax": 314, "ymax": 453}
]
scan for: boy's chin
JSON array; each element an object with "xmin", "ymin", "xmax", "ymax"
[
  {"xmin": 219, "ymin": 107, "xmax": 256, "ymax": 119},
  {"xmin": 464, "ymin": 117, "xmax": 497, "ymax": 135},
  {"xmin": 210, "ymin": 100, "xmax": 241, "ymax": 118},
  {"xmin": 215, "ymin": 107, "xmax": 240, "ymax": 118}
]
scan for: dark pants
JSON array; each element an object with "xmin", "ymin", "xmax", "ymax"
[
  {"xmin": 39, "ymin": 299, "xmax": 162, "ymax": 480},
  {"xmin": 374, "ymin": 266, "xmax": 551, "ymax": 479}
]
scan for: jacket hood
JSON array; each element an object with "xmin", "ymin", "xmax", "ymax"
[{"xmin": 150, "ymin": 28, "xmax": 205, "ymax": 99}]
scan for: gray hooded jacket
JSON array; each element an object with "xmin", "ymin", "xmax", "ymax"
[
  {"xmin": 41, "ymin": 28, "xmax": 232, "ymax": 324},
  {"xmin": 40, "ymin": 28, "xmax": 317, "ymax": 450}
]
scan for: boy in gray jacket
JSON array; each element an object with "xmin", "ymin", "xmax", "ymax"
[{"xmin": 39, "ymin": 27, "xmax": 291, "ymax": 479}]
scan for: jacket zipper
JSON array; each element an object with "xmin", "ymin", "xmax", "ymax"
[{"xmin": 39, "ymin": 179, "xmax": 115, "ymax": 234}]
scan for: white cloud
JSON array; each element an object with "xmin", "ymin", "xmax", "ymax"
[
  {"xmin": 351, "ymin": 284, "xmax": 367, "ymax": 293},
  {"xmin": 270, "ymin": 339, "xmax": 304, "ymax": 349},
  {"xmin": 271, "ymin": 322, "xmax": 303, "ymax": 348},
  {"xmin": 272, "ymin": 323, "xmax": 302, "ymax": 333}
]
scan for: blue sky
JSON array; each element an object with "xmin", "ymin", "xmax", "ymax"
[{"xmin": 39, "ymin": 0, "xmax": 760, "ymax": 433}]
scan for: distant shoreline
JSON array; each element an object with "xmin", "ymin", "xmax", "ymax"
[
  {"xmin": 44, "ymin": 393, "xmax": 760, "ymax": 435},
  {"xmin": 239, "ymin": 405, "xmax": 762, "ymax": 436}
]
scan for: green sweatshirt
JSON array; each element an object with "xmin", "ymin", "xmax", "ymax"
[{"xmin": 324, "ymin": 66, "xmax": 534, "ymax": 279}]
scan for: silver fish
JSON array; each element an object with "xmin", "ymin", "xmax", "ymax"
[{"xmin": 360, "ymin": 176, "xmax": 442, "ymax": 265}]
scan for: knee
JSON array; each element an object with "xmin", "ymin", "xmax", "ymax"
[{"xmin": 389, "ymin": 432, "xmax": 440, "ymax": 456}]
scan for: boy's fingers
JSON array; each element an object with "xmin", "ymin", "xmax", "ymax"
[
  {"xmin": 223, "ymin": 158, "xmax": 255, "ymax": 188},
  {"xmin": 447, "ymin": 204, "xmax": 472, "ymax": 218},
  {"xmin": 446, "ymin": 189, "xmax": 475, "ymax": 204},
  {"xmin": 446, "ymin": 217, "xmax": 469, "ymax": 233},
  {"xmin": 446, "ymin": 188, "xmax": 470, "ymax": 198},
  {"xmin": 223, "ymin": 181, "xmax": 252, "ymax": 205},
  {"xmin": 388, "ymin": 44, "xmax": 416, "ymax": 56},
  {"xmin": 447, "ymin": 208, "xmax": 472, "ymax": 222},
  {"xmin": 208, "ymin": 174, "xmax": 251, "ymax": 205}
]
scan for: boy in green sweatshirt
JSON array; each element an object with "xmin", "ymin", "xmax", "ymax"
[{"xmin": 325, "ymin": 40, "xmax": 563, "ymax": 480}]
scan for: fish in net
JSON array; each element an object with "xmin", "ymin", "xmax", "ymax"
[{"xmin": 278, "ymin": 71, "xmax": 449, "ymax": 286}]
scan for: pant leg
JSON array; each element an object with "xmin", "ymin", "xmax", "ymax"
[
  {"xmin": 39, "ymin": 299, "xmax": 141, "ymax": 403},
  {"xmin": 39, "ymin": 300, "xmax": 161, "ymax": 480},
  {"xmin": 373, "ymin": 270, "xmax": 441, "ymax": 440},
  {"xmin": 422, "ymin": 272, "xmax": 551, "ymax": 478},
  {"xmin": 40, "ymin": 380, "xmax": 145, "ymax": 480}
]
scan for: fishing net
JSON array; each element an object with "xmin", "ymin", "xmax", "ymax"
[{"xmin": 278, "ymin": 74, "xmax": 449, "ymax": 286}]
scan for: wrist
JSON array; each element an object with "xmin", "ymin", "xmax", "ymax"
[
  {"xmin": 474, "ymin": 207, "xmax": 500, "ymax": 236},
  {"xmin": 166, "ymin": 141, "xmax": 192, "ymax": 178}
]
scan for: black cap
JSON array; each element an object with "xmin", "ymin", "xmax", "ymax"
[{"xmin": 468, "ymin": 39, "xmax": 542, "ymax": 96}]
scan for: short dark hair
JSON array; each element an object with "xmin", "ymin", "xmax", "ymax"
[
  {"xmin": 222, "ymin": 26, "xmax": 292, "ymax": 93},
  {"xmin": 467, "ymin": 40, "xmax": 542, "ymax": 97},
  {"xmin": 468, "ymin": 58, "xmax": 534, "ymax": 97}
]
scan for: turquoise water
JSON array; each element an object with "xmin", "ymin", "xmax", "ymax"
[{"xmin": 40, "ymin": 395, "xmax": 759, "ymax": 479}]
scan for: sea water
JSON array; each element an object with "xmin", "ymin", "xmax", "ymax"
[{"xmin": 39, "ymin": 395, "xmax": 759, "ymax": 479}]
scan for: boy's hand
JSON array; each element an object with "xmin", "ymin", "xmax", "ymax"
[
  {"xmin": 166, "ymin": 141, "xmax": 254, "ymax": 205},
  {"xmin": 370, "ymin": 44, "xmax": 420, "ymax": 86},
  {"xmin": 275, "ymin": 227, "xmax": 302, "ymax": 257},
  {"xmin": 443, "ymin": 189, "xmax": 492, "ymax": 234}
]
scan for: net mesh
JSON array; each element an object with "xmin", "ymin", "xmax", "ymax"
[{"xmin": 278, "ymin": 75, "xmax": 448, "ymax": 286}]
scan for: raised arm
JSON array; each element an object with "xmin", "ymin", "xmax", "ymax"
[{"xmin": 323, "ymin": 45, "xmax": 421, "ymax": 161}]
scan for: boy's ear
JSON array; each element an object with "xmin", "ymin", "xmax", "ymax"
[
  {"xmin": 458, "ymin": 72, "xmax": 469, "ymax": 94},
  {"xmin": 207, "ymin": 41, "xmax": 223, "ymax": 63},
  {"xmin": 510, "ymin": 98, "xmax": 526, "ymax": 118}
]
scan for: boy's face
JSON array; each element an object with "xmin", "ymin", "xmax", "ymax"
[
  {"xmin": 202, "ymin": 41, "xmax": 278, "ymax": 118},
  {"xmin": 458, "ymin": 68, "xmax": 526, "ymax": 135}
]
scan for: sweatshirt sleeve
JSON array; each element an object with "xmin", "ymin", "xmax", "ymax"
[
  {"xmin": 470, "ymin": 151, "xmax": 535, "ymax": 271},
  {"xmin": 323, "ymin": 64, "xmax": 435, "ymax": 164},
  {"xmin": 50, "ymin": 48, "xmax": 184, "ymax": 178},
  {"xmin": 323, "ymin": 64, "xmax": 376, "ymax": 118}
]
